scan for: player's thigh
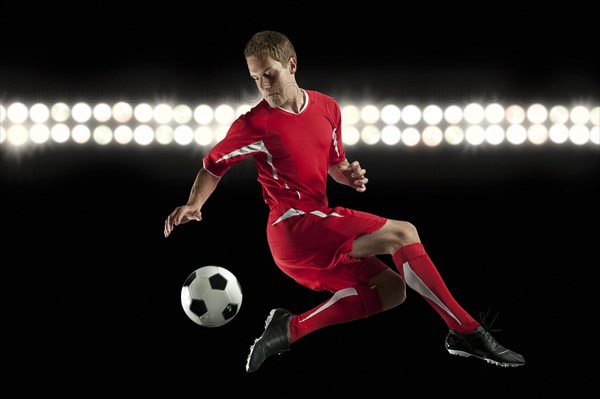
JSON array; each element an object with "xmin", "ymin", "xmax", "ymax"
[
  {"xmin": 352, "ymin": 219, "xmax": 419, "ymax": 258},
  {"xmin": 351, "ymin": 220, "xmax": 397, "ymax": 258}
]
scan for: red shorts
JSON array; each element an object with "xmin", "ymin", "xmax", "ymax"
[{"xmin": 266, "ymin": 205, "xmax": 389, "ymax": 293}]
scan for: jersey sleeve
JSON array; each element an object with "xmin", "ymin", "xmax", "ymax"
[
  {"xmin": 202, "ymin": 117, "xmax": 257, "ymax": 177},
  {"xmin": 328, "ymin": 100, "xmax": 346, "ymax": 165}
]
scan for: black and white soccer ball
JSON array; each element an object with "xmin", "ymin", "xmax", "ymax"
[{"xmin": 181, "ymin": 265, "xmax": 243, "ymax": 327}]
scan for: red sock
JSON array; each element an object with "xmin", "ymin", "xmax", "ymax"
[
  {"xmin": 289, "ymin": 284, "xmax": 382, "ymax": 343},
  {"xmin": 392, "ymin": 243, "xmax": 479, "ymax": 333}
]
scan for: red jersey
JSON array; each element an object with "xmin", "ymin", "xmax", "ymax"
[
  {"xmin": 203, "ymin": 90, "xmax": 346, "ymax": 212},
  {"xmin": 203, "ymin": 89, "xmax": 388, "ymax": 290}
]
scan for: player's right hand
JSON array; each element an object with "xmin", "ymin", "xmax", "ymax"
[{"xmin": 164, "ymin": 205, "xmax": 202, "ymax": 237}]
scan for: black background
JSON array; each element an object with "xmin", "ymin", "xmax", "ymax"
[{"xmin": 2, "ymin": 4, "xmax": 598, "ymax": 395}]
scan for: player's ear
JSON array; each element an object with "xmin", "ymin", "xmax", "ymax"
[{"xmin": 288, "ymin": 57, "xmax": 297, "ymax": 74}]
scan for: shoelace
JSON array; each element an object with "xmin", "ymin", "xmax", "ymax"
[
  {"xmin": 479, "ymin": 308, "xmax": 502, "ymax": 333},
  {"xmin": 478, "ymin": 308, "xmax": 503, "ymax": 349}
]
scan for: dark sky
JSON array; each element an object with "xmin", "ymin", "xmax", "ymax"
[{"xmin": 2, "ymin": 5, "xmax": 598, "ymax": 104}]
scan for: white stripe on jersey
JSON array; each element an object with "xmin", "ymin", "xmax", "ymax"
[{"xmin": 216, "ymin": 140, "xmax": 278, "ymax": 179}]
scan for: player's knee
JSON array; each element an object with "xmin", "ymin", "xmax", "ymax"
[
  {"xmin": 386, "ymin": 220, "xmax": 420, "ymax": 254},
  {"xmin": 396, "ymin": 220, "xmax": 419, "ymax": 242}
]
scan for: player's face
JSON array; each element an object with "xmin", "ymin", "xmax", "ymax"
[{"xmin": 247, "ymin": 53, "xmax": 297, "ymax": 109}]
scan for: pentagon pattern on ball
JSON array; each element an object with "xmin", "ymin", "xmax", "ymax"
[{"xmin": 181, "ymin": 265, "xmax": 243, "ymax": 327}]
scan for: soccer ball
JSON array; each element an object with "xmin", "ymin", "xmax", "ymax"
[{"xmin": 180, "ymin": 265, "xmax": 243, "ymax": 327}]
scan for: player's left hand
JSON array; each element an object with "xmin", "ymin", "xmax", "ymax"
[{"xmin": 339, "ymin": 161, "xmax": 368, "ymax": 192}]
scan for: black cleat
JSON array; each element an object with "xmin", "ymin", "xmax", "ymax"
[
  {"xmin": 446, "ymin": 326, "xmax": 525, "ymax": 367},
  {"xmin": 246, "ymin": 308, "xmax": 293, "ymax": 373}
]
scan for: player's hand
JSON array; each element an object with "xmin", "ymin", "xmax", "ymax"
[
  {"xmin": 164, "ymin": 205, "xmax": 202, "ymax": 237},
  {"xmin": 339, "ymin": 161, "xmax": 368, "ymax": 192}
]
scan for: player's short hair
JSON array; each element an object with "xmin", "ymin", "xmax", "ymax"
[{"xmin": 244, "ymin": 31, "xmax": 297, "ymax": 66}]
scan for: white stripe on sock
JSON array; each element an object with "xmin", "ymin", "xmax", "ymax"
[
  {"xmin": 299, "ymin": 287, "xmax": 357, "ymax": 323},
  {"xmin": 403, "ymin": 261, "xmax": 461, "ymax": 325}
]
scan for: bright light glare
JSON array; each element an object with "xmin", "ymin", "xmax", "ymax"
[
  {"xmin": 29, "ymin": 124, "xmax": 50, "ymax": 144},
  {"xmin": 341, "ymin": 105, "xmax": 360, "ymax": 125},
  {"xmin": 134, "ymin": 103, "xmax": 154, "ymax": 123},
  {"xmin": 549, "ymin": 105, "xmax": 569, "ymax": 124},
  {"xmin": 569, "ymin": 125, "xmax": 590, "ymax": 145},
  {"xmin": 51, "ymin": 124, "xmax": 70, "ymax": 143},
  {"xmin": 1, "ymin": 101, "xmax": 597, "ymax": 149},
  {"xmin": 194, "ymin": 127, "xmax": 214, "ymax": 146},
  {"xmin": 51, "ymin": 103, "xmax": 70, "ymax": 122},
  {"xmin": 444, "ymin": 105, "xmax": 463, "ymax": 124},
  {"xmin": 401, "ymin": 105, "xmax": 421, "ymax": 126},
  {"xmin": 570, "ymin": 106, "xmax": 590, "ymax": 125},
  {"xmin": 360, "ymin": 105, "xmax": 380, "ymax": 124},
  {"xmin": 214, "ymin": 126, "xmax": 228, "ymax": 142},
  {"xmin": 29, "ymin": 103, "xmax": 50, "ymax": 123},
  {"xmin": 380, "ymin": 125, "xmax": 401, "ymax": 145},
  {"xmin": 548, "ymin": 124, "xmax": 569, "ymax": 144},
  {"xmin": 71, "ymin": 125, "xmax": 91, "ymax": 144},
  {"xmin": 7, "ymin": 103, "xmax": 28, "ymax": 123},
  {"xmin": 133, "ymin": 125, "xmax": 154, "ymax": 145},
  {"xmin": 528, "ymin": 124, "xmax": 548, "ymax": 145},
  {"xmin": 154, "ymin": 104, "xmax": 173, "ymax": 124},
  {"xmin": 114, "ymin": 125, "xmax": 133, "ymax": 144},
  {"xmin": 422, "ymin": 105, "xmax": 443, "ymax": 125},
  {"xmin": 505, "ymin": 105, "xmax": 525, "ymax": 124},
  {"xmin": 113, "ymin": 102, "xmax": 133, "ymax": 123},
  {"xmin": 93, "ymin": 126, "xmax": 112, "ymax": 145},
  {"xmin": 463, "ymin": 103, "xmax": 485, "ymax": 125},
  {"xmin": 444, "ymin": 126, "xmax": 464, "ymax": 145},
  {"xmin": 465, "ymin": 125, "xmax": 485, "ymax": 145},
  {"xmin": 71, "ymin": 103, "xmax": 92, "ymax": 123},
  {"xmin": 484, "ymin": 103, "xmax": 505, "ymax": 124},
  {"xmin": 360, "ymin": 126, "xmax": 380, "ymax": 145},
  {"xmin": 155, "ymin": 125, "xmax": 174, "ymax": 145},
  {"xmin": 590, "ymin": 126, "xmax": 599, "ymax": 144},
  {"xmin": 590, "ymin": 106, "xmax": 599, "ymax": 126},
  {"xmin": 173, "ymin": 104, "xmax": 193, "ymax": 124},
  {"xmin": 194, "ymin": 105, "xmax": 214, "ymax": 125},
  {"xmin": 174, "ymin": 125, "xmax": 194, "ymax": 145},
  {"xmin": 7, "ymin": 125, "xmax": 28, "ymax": 145},
  {"xmin": 380, "ymin": 104, "xmax": 401, "ymax": 125},
  {"xmin": 506, "ymin": 125, "xmax": 527, "ymax": 144},
  {"xmin": 401, "ymin": 127, "xmax": 420, "ymax": 146},
  {"xmin": 93, "ymin": 103, "xmax": 113, "ymax": 122},
  {"xmin": 527, "ymin": 104, "xmax": 548, "ymax": 124},
  {"xmin": 214, "ymin": 105, "xmax": 235, "ymax": 125},
  {"xmin": 485, "ymin": 125, "xmax": 504, "ymax": 145},
  {"xmin": 422, "ymin": 126, "xmax": 443, "ymax": 147},
  {"xmin": 342, "ymin": 126, "xmax": 360, "ymax": 146}
]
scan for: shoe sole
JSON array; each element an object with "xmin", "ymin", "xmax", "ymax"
[{"xmin": 447, "ymin": 348, "xmax": 525, "ymax": 368}]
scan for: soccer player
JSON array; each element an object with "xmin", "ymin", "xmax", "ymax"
[{"xmin": 164, "ymin": 30, "xmax": 525, "ymax": 372}]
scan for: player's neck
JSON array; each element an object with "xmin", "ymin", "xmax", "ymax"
[{"xmin": 283, "ymin": 86, "xmax": 305, "ymax": 114}]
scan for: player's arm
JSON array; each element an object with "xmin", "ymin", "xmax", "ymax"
[
  {"xmin": 164, "ymin": 168, "xmax": 221, "ymax": 237},
  {"xmin": 328, "ymin": 159, "xmax": 368, "ymax": 193}
]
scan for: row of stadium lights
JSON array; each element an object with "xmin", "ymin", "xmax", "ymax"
[{"xmin": 1, "ymin": 102, "xmax": 599, "ymax": 147}]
